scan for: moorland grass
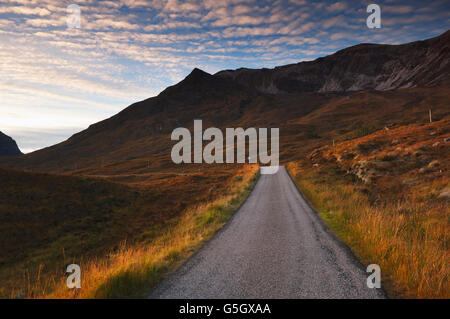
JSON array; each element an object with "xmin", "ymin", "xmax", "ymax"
[
  {"xmin": 287, "ymin": 162, "xmax": 448, "ymax": 298},
  {"xmin": 25, "ymin": 165, "xmax": 259, "ymax": 298}
]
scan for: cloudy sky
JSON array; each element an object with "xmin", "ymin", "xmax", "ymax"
[{"xmin": 0, "ymin": 0, "xmax": 449, "ymax": 153}]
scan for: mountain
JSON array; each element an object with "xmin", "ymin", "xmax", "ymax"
[
  {"xmin": 215, "ymin": 30, "xmax": 450, "ymax": 93},
  {"xmin": 0, "ymin": 31, "xmax": 448, "ymax": 177},
  {"xmin": 0, "ymin": 131, "xmax": 22, "ymax": 157}
]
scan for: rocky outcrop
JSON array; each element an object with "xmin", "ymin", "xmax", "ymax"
[{"xmin": 350, "ymin": 160, "xmax": 392, "ymax": 184}]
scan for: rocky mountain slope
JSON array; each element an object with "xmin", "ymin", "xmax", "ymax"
[
  {"xmin": 0, "ymin": 131, "xmax": 22, "ymax": 157},
  {"xmin": 216, "ymin": 30, "xmax": 450, "ymax": 93}
]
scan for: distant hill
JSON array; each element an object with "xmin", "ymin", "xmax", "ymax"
[{"xmin": 0, "ymin": 131, "xmax": 22, "ymax": 157}]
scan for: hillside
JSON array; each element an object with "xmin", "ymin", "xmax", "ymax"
[
  {"xmin": 0, "ymin": 132, "xmax": 22, "ymax": 157},
  {"xmin": 1, "ymin": 85, "xmax": 448, "ymax": 180},
  {"xmin": 308, "ymin": 119, "xmax": 449, "ymax": 200},
  {"xmin": 287, "ymin": 119, "xmax": 449, "ymax": 297},
  {"xmin": 0, "ymin": 164, "xmax": 254, "ymax": 297}
]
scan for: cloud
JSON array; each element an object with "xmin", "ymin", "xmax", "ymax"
[
  {"xmin": 327, "ymin": 2, "xmax": 348, "ymax": 12},
  {"xmin": 211, "ymin": 15, "xmax": 266, "ymax": 27},
  {"xmin": 222, "ymin": 26, "xmax": 278, "ymax": 37},
  {"xmin": 330, "ymin": 32, "xmax": 350, "ymax": 40},
  {"xmin": 164, "ymin": 0, "xmax": 201, "ymax": 12},
  {"xmin": 144, "ymin": 21, "xmax": 201, "ymax": 31},
  {"xmin": 26, "ymin": 16, "xmax": 65, "ymax": 27},
  {"xmin": 383, "ymin": 5, "xmax": 414, "ymax": 14},
  {"xmin": 0, "ymin": 5, "xmax": 51, "ymax": 16},
  {"xmin": 322, "ymin": 16, "xmax": 347, "ymax": 29},
  {"xmin": 0, "ymin": 82, "xmax": 123, "ymax": 112},
  {"xmin": 289, "ymin": 0, "xmax": 307, "ymax": 5},
  {"xmin": 85, "ymin": 18, "xmax": 141, "ymax": 30},
  {"xmin": 232, "ymin": 5, "xmax": 253, "ymax": 15}
]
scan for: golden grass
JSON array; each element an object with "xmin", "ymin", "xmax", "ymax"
[
  {"xmin": 287, "ymin": 162, "xmax": 448, "ymax": 298},
  {"xmin": 22, "ymin": 165, "xmax": 259, "ymax": 299}
]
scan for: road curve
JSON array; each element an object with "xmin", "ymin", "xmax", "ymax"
[{"xmin": 149, "ymin": 166, "xmax": 385, "ymax": 299}]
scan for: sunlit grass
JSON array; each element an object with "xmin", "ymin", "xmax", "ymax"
[
  {"xmin": 22, "ymin": 165, "xmax": 259, "ymax": 299},
  {"xmin": 287, "ymin": 162, "xmax": 448, "ymax": 298}
]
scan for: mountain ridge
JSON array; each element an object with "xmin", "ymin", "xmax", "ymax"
[
  {"xmin": 214, "ymin": 30, "xmax": 450, "ymax": 93},
  {"xmin": 0, "ymin": 31, "xmax": 448, "ymax": 175}
]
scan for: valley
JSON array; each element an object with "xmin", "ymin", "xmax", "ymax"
[{"xmin": 0, "ymin": 31, "xmax": 448, "ymax": 299}]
